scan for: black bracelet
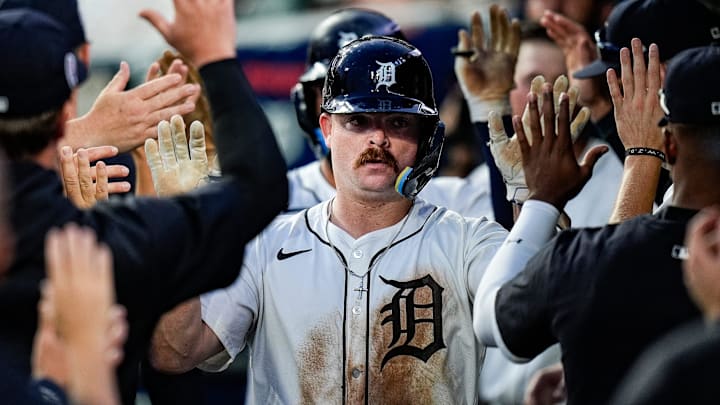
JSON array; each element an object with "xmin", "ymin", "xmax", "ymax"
[{"xmin": 625, "ymin": 147, "xmax": 666, "ymax": 161}]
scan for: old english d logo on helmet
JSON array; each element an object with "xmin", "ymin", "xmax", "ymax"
[{"xmin": 322, "ymin": 36, "xmax": 445, "ymax": 199}]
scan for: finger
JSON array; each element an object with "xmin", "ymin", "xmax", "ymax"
[
  {"xmin": 507, "ymin": 19, "xmax": 521, "ymax": 57},
  {"xmin": 189, "ymin": 121, "xmax": 209, "ymax": 165},
  {"xmin": 167, "ymin": 59, "xmax": 189, "ymax": 83},
  {"xmin": 607, "ymin": 68, "xmax": 623, "ymax": 111},
  {"xmin": 145, "ymin": 83, "xmax": 199, "ymax": 112},
  {"xmin": 76, "ymin": 149, "xmax": 96, "ymax": 204},
  {"xmin": 541, "ymin": 84, "xmax": 555, "ymax": 145},
  {"xmin": 44, "ymin": 228, "xmax": 62, "ymax": 286},
  {"xmin": 85, "ymin": 145, "xmax": 119, "ymax": 162},
  {"xmin": 95, "ymin": 242, "xmax": 115, "ymax": 305},
  {"xmin": 91, "ymin": 164, "xmax": 129, "ymax": 180},
  {"xmin": 145, "ymin": 129, "xmax": 170, "ymax": 175},
  {"xmin": 456, "ymin": 29, "xmax": 472, "ymax": 53},
  {"xmin": 579, "ymin": 145, "xmax": 610, "ymax": 177},
  {"xmin": 59, "ymin": 146, "xmax": 82, "ymax": 203},
  {"xmin": 490, "ymin": 5, "xmax": 502, "ymax": 51},
  {"xmin": 646, "ymin": 43, "xmax": 661, "ymax": 95},
  {"xmin": 170, "ymin": 115, "xmax": 190, "ymax": 163},
  {"xmin": 470, "ymin": 11, "xmax": 485, "ymax": 50},
  {"xmin": 527, "ymin": 92, "xmax": 542, "ymax": 146},
  {"xmin": 570, "ymin": 107, "xmax": 591, "ymax": 143},
  {"xmin": 521, "ymin": 75, "xmax": 546, "ymax": 134},
  {"xmin": 105, "ymin": 62, "xmax": 130, "ymax": 92},
  {"xmin": 138, "ymin": 9, "xmax": 171, "ymax": 41},
  {"xmin": 619, "ymin": 47, "xmax": 634, "ymax": 100},
  {"xmin": 144, "ymin": 101, "xmax": 196, "ymax": 130},
  {"xmin": 158, "ymin": 120, "xmax": 179, "ymax": 170},
  {"xmin": 497, "ymin": 7, "xmax": 511, "ymax": 51},
  {"xmin": 552, "ymin": 75, "xmax": 569, "ymax": 112},
  {"xmin": 631, "ymin": 38, "xmax": 646, "ymax": 96},
  {"xmin": 107, "ymin": 181, "xmax": 132, "ymax": 194},
  {"xmin": 513, "ymin": 115, "xmax": 531, "ymax": 160},
  {"xmin": 132, "ymin": 73, "xmax": 183, "ymax": 100},
  {"xmin": 145, "ymin": 61, "xmax": 161, "ymax": 83},
  {"xmin": 94, "ymin": 161, "xmax": 109, "ymax": 201},
  {"xmin": 488, "ymin": 111, "xmax": 509, "ymax": 143},
  {"xmin": 567, "ymin": 85, "xmax": 579, "ymax": 118},
  {"xmin": 556, "ymin": 93, "xmax": 572, "ymax": 150}
]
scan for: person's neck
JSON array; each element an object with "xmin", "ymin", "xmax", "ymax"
[
  {"xmin": 330, "ymin": 193, "xmax": 413, "ymax": 239},
  {"xmin": 320, "ymin": 158, "xmax": 336, "ymax": 188},
  {"xmin": 33, "ymin": 145, "xmax": 59, "ymax": 171},
  {"xmin": 589, "ymin": 98, "xmax": 612, "ymax": 123},
  {"xmin": 671, "ymin": 170, "xmax": 720, "ymax": 210}
]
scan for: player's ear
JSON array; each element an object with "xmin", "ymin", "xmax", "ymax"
[{"xmin": 319, "ymin": 112, "xmax": 333, "ymax": 149}]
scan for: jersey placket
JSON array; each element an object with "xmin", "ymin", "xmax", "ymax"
[{"xmin": 344, "ymin": 240, "xmax": 373, "ymax": 404}]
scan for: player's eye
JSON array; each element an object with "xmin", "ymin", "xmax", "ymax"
[{"xmin": 343, "ymin": 115, "xmax": 370, "ymax": 130}]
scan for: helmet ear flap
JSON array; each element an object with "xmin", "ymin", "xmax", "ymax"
[
  {"xmin": 395, "ymin": 121, "xmax": 445, "ymax": 199},
  {"xmin": 291, "ymin": 82, "xmax": 328, "ymax": 160}
]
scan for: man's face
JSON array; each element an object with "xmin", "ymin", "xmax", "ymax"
[
  {"xmin": 509, "ymin": 39, "xmax": 567, "ymax": 116},
  {"xmin": 319, "ymin": 112, "xmax": 420, "ymax": 201}
]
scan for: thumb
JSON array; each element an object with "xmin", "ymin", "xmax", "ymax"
[
  {"xmin": 139, "ymin": 9, "xmax": 171, "ymax": 40},
  {"xmin": 580, "ymin": 145, "xmax": 609, "ymax": 177},
  {"xmin": 488, "ymin": 111, "xmax": 508, "ymax": 143},
  {"xmin": 105, "ymin": 61, "xmax": 130, "ymax": 92}
]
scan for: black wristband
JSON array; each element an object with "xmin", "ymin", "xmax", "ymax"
[{"xmin": 625, "ymin": 147, "xmax": 666, "ymax": 161}]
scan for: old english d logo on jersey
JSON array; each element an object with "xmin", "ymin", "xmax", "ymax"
[{"xmin": 379, "ymin": 274, "xmax": 446, "ymax": 369}]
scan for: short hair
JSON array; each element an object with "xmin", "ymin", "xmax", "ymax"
[
  {"xmin": 0, "ymin": 109, "xmax": 63, "ymax": 159},
  {"xmin": 671, "ymin": 122, "xmax": 720, "ymax": 162}
]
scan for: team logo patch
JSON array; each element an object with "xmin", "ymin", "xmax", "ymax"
[
  {"xmin": 374, "ymin": 61, "xmax": 397, "ymax": 90},
  {"xmin": 379, "ymin": 274, "xmax": 445, "ymax": 369},
  {"xmin": 337, "ymin": 31, "xmax": 359, "ymax": 48}
]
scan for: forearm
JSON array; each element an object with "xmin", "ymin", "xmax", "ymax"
[
  {"xmin": 67, "ymin": 342, "xmax": 119, "ymax": 405},
  {"xmin": 150, "ymin": 298, "xmax": 221, "ymax": 373},
  {"xmin": 609, "ymin": 156, "xmax": 662, "ymax": 223},
  {"xmin": 474, "ymin": 200, "xmax": 559, "ymax": 346}
]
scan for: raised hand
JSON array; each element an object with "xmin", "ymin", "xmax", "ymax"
[
  {"xmin": 59, "ymin": 145, "xmax": 131, "ymax": 209},
  {"xmin": 140, "ymin": 0, "xmax": 237, "ymax": 68},
  {"xmin": 66, "ymin": 61, "xmax": 200, "ymax": 153},
  {"xmin": 489, "ymin": 75, "xmax": 591, "ymax": 204},
  {"xmin": 34, "ymin": 224, "xmax": 127, "ymax": 405},
  {"xmin": 145, "ymin": 115, "xmax": 209, "ymax": 197},
  {"xmin": 514, "ymin": 84, "xmax": 607, "ymax": 210},
  {"xmin": 454, "ymin": 5, "xmax": 520, "ymax": 119},
  {"xmin": 607, "ymin": 39, "xmax": 664, "ymax": 150}
]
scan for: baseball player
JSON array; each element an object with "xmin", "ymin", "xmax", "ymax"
[
  {"xmin": 150, "ymin": 37, "xmax": 508, "ymax": 404},
  {"xmin": 287, "ymin": 8, "xmax": 493, "ymax": 219}
]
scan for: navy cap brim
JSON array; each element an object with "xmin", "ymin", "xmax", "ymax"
[{"xmin": 573, "ymin": 59, "xmax": 619, "ymax": 79}]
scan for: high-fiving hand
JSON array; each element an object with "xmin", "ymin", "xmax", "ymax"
[{"xmin": 145, "ymin": 115, "xmax": 209, "ymax": 197}]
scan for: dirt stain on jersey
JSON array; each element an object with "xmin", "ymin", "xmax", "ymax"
[
  {"xmin": 368, "ymin": 273, "xmax": 453, "ymax": 404},
  {"xmin": 297, "ymin": 317, "xmax": 342, "ymax": 404}
]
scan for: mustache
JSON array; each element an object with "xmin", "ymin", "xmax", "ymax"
[{"xmin": 353, "ymin": 147, "xmax": 400, "ymax": 173}]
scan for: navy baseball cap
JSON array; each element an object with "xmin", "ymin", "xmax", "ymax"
[
  {"xmin": 659, "ymin": 46, "xmax": 720, "ymax": 126},
  {"xmin": 574, "ymin": 0, "xmax": 720, "ymax": 79},
  {"xmin": 0, "ymin": 0, "xmax": 86, "ymax": 48},
  {"xmin": 0, "ymin": 9, "xmax": 87, "ymax": 116}
]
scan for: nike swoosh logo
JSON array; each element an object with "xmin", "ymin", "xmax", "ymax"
[{"xmin": 277, "ymin": 248, "xmax": 312, "ymax": 261}]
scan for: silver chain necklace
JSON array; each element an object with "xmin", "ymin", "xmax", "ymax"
[{"xmin": 325, "ymin": 198, "xmax": 414, "ymax": 301}]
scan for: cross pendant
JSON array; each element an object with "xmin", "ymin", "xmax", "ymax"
[{"xmin": 354, "ymin": 278, "xmax": 368, "ymax": 300}]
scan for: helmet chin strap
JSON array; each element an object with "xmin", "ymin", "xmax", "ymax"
[{"xmin": 394, "ymin": 122, "xmax": 445, "ymax": 199}]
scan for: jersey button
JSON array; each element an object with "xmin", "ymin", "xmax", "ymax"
[
  {"xmin": 352, "ymin": 249, "xmax": 363, "ymax": 259},
  {"xmin": 352, "ymin": 306, "xmax": 362, "ymax": 315},
  {"xmin": 352, "ymin": 368, "xmax": 362, "ymax": 378}
]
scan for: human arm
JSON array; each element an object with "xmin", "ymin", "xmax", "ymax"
[
  {"xmin": 64, "ymin": 61, "xmax": 200, "ymax": 153},
  {"xmin": 607, "ymin": 40, "xmax": 664, "ymax": 223},
  {"xmin": 149, "ymin": 298, "xmax": 224, "ymax": 373},
  {"xmin": 473, "ymin": 87, "xmax": 607, "ymax": 351},
  {"xmin": 454, "ymin": 6, "xmax": 519, "ymax": 227},
  {"xmin": 34, "ymin": 225, "xmax": 127, "ymax": 405},
  {"xmin": 58, "ymin": 146, "xmax": 131, "ymax": 208}
]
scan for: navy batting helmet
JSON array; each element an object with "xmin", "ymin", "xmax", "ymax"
[
  {"xmin": 291, "ymin": 8, "xmax": 405, "ymax": 159},
  {"xmin": 322, "ymin": 36, "xmax": 445, "ymax": 199}
]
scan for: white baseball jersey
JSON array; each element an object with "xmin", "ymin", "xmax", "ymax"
[
  {"xmin": 287, "ymin": 160, "xmax": 494, "ymax": 219},
  {"xmin": 200, "ymin": 197, "xmax": 507, "ymax": 404}
]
